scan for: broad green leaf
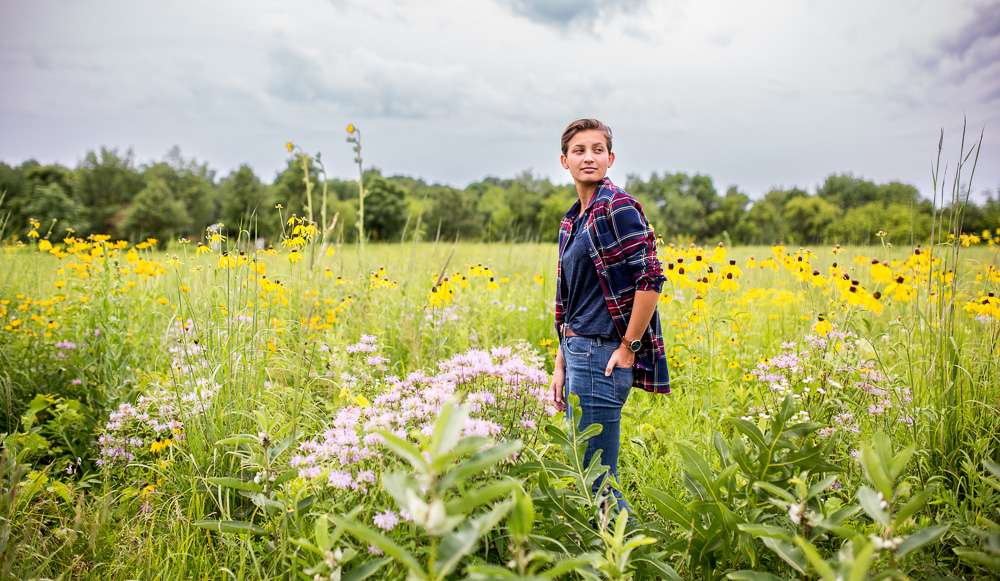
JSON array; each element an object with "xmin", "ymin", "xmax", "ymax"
[
  {"xmin": 888, "ymin": 444, "xmax": 915, "ymax": 481},
  {"xmin": 784, "ymin": 421, "xmax": 825, "ymax": 438},
  {"xmin": 314, "ymin": 515, "xmax": 330, "ymax": 551},
  {"xmin": 437, "ymin": 498, "xmax": 514, "ymax": 577},
  {"xmin": 643, "ymin": 488, "xmax": 693, "ymax": 528},
  {"xmin": 430, "ymin": 400, "xmax": 466, "ymax": 459},
  {"xmin": 738, "ymin": 523, "xmax": 794, "ymax": 542},
  {"xmin": 379, "ymin": 431, "xmax": 428, "ymax": 472},
  {"xmin": 215, "ymin": 434, "xmax": 258, "ymax": 446},
  {"xmin": 267, "ymin": 431, "xmax": 298, "ymax": 462},
  {"xmin": 761, "ymin": 537, "xmax": 806, "ymax": 575},
  {"xmin": 510, "ymin": 487, "xmax": 534, "ymax": 540},
  {"xmin": 677, "ymin": 443, "xmax": 716, "ymax": 495},
  {"xmin": 895, "ymin": 524, "xmax": 949, "ymax": 557},
  {"xmin": 437, "ymin": 439, "xmax": 521, "ymax": 492},
  {"xmin": 754, "ymin": 481, "xmax": 796, "ymax": 503},
  {"xmin": 795, "ymin": 537, "xmax": 838, "ymax": 581},
  {"xmin": 728, "ymin": 418, "xmax": 768, "ymax": 452},
  {"xmin": 850, "ymin": 540, "xmax": 876, "ymax": 581},
  {"xmin": 713, "ymin": 431, "xmax": 731, "ymax": 465},
  {"xmin": 727, "ymin": 571, "xmax": 788, "ymax": 581},
  {"xmin": 343, "ymin": 557, "xmax": 390, "ymax": 581},
  {"xmin": 953, "ymin": 547, "xmax": 1000, "ymax": 569},
  {"xmin": 857, "ymin": 486, "xmax": 889, "ymax": 527},
  {"xmin": 206, "ymin": 476, "xmax": 262, "ymax": 493},
  {"xmin": 807, "ymin": 475, "xmax": 839, "ymax": 500},
  {"xmin": 632, "ymin": 556, "xmax": 684, "ymax": 581},
  {"xmin": 984, "ymin": 459, "xmax": 1000, "ymax": 479},
  {"xmin": 894, "ymin": 487, "xmax": 934, "ymax": 527},
  {"xmin": 860, "ymin": 444, "xmax": 893, "ymax": 499},
  {"xmin": 330, "ymin": 515, "xmax": 423, "ymax": 573},
  {"xmin": 447, "ymin": 479, "xmax": 517, "ymax": 515},
  {"xmin": 194, "ymin": 520, "xmax": 267, "ymax": 535}
]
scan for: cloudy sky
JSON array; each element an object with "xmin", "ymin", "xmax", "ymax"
[{"xmin": 1, "ymin": 0, "xmax": 998, "ymax": 201}]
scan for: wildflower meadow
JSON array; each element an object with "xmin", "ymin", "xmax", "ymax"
[{"xmin": 3, "ymin": 148, "xmax": 1000, "ymax": 580}]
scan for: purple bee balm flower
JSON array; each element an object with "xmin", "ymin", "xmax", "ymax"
[{"xmin": 373, "ymin": 510, "xmax": 399, "ymax": 531}]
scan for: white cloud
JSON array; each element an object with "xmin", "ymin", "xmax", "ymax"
[{"xmin": 0, "ymin": 0, "xmax": 996, "ymax": 197}]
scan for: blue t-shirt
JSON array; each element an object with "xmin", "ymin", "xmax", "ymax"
[{"xmin": 560, "ymin": 210, "xmax": 618, "ymax": 339}]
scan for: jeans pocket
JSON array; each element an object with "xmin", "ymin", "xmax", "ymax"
[
  {"xmin": 611, "ymin": 365, "xmax": 633, "ymax": 405},
  {"xmin": 563, "ymin": 337, "xmax": 591, "ymax": 357}
]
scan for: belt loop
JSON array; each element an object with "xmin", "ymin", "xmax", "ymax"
[{"xmin": 595, "ymin": 336, "xmax": 603, "ymax": 347}]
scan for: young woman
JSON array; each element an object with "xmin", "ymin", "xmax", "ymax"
[{"xmin": 549, "ymin": 118, "xmax": 670, "ymax": 512}]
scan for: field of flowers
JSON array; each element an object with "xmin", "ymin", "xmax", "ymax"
[{"xmin": 2, "ymin": 218, "xmax": 1000, "ymax": 580}]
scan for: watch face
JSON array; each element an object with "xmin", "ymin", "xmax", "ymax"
[{"xmin": 629, "ymin": 340, "xmax": 641, "ymax": 352}]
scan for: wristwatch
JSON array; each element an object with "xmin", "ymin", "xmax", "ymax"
[{"xmin": 621, "ymin": 337, "xmax": 641, "ymax": 353}]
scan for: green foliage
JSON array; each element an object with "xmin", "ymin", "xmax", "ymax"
[
  {"xmin": 121, "ymin": 177, "xmax": 192, "ymax": 245},
  {"xmin": 219, "ymin": 164, "xmax": 271, "ymax": 238},
  {"xmin": 514, "ymin": 397, "xmax": 680, "ymax": 581},
  {"xmin": 75, "ymin": 147, "xmax": 144, "ymax": 236},
  {"xmin": 333, "ymin": 399, "xmax": 520, "ymax": 581},
  {"xmin": 363, "ymin": 176, "xmax": 409, "ymax": 242}
]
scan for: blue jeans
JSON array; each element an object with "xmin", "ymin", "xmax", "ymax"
[{"xmin": 562, "ymin": 336, "xmax": 633, "ymax": 513}]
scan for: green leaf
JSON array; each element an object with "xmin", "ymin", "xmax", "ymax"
[
  {"xmin": 738, "ymin": 524, "xmax": 794, "ymax": 542},
  {"xmin": 267, "ymin": 431, "xmax": 299, "ymax": 463},
  {"xmin": 194, "ymin": 520, "xmax": 268, "ymax": 535},
  {"xmin": 888, "ymin": 443, "xmax": 915, "ymax": 481},
  {"xmin": 343, "ymin": 557, "xmax": 390, "ymax": 581},
  {"xmin": 849, "ymin": 540, "xmax": 876, "ymax": 581},
  {"xmin": 727, "ymin": 571, "xmax": 788, "ymax": 581},
  {"xmin": 330, "ymin": 515, "xmax": 423, "ymax": 573},
  {"xmin": 437, "ymin": 498, "xmax": 514, "ymax": 577},
  {"xmin": 429, "ymin": 400, "xmax": 466, "ymax": 460},
  {"xmin": 447, "ymin": 479, "xmax": 518, "ymax": 515},
  {"xmin": 807, "ymin": 475, "xmax": 839, "ymax": 500},
  {"xmin": 644, "ymin": 488, "xmax": 692, "ymax": 528},
  {"xmin": 984, "ymin": 459, "xmax": 1000, "ymax": 480},
  {"xmin": 728, "ymin": 418, "xmax": 768, "ymax": 452},
  {"xmin": 633, "ymin": 556, "xmax": 684, "ymax": 581},
  {"xmin": 860, "ymin": 444, "xmax": 893, "ymax": 499},
  {"xmin": 206, "ymin": 476, "xmax": 262, "ymax": 493},
  {"xmin": 754, "ymin": 481, "xmax": 796, "ymax": 504},
  {"xmin": 437, "ymin": 439, "xmax": 521, "ymax": 492},
  {"xmin": 761, "ymin": 537, "xmax": 806, "ymax": 575},
  {"xmin": 314, "ymin": 515, "xmax": 330, "ymax": 551},
  {"xmin": 382, "ymin": 471, "xmax": 425, "ymax": 518},
  {"xmin": 895, "ymin": 524, "xmax": 949, "ymax": 558},
  {"xmin": 379, "ymin": 431, "xmax": 428, "ymax": 472},
  {"xmin": 510, "ymin": 486, "xmax": 534, "ymax": 540},
  {"xmin": 894, "ymin": 487, "xmax": 934, "ymax": 527},
  {"xmin": 795, "ymin": 537, "xmax": 838, "ymax": 581},
  {"xmin": 677, "ymin": 443, "xmax": 716, "ymax": 494},
  {"xmin": 953, "ymin": 547, "xmax": 1000, "ymax": 569},
  {"xmin": 215, "ymin": 434, "xmax": 258, "ymax": 446},
  {"xmin": 857, "ymin": 486, "xmax": 889, "ymax": 527}
]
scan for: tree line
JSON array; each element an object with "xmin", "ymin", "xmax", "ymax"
[{"xmin": 1, "ymin": 146, "xmax": 998, "ymax": 247}]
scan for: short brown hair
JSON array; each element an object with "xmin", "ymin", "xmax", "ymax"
[{"xmin": 561, "ymin": 118, "xmax": 613, "ymax": 155}]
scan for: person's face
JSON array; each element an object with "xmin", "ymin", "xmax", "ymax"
[{"xmin": 561, "ymin": 129, "xmax": 614, "ymax": 186}]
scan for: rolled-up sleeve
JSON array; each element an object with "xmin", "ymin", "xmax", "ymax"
[{"xmin": 607, "ymin": 200, "xmax": 665, "ymax": 293}]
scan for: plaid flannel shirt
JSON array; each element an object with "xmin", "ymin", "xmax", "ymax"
[{"xmin": 555, "ymin": 177, "xmax": 670, "ymax": 394}]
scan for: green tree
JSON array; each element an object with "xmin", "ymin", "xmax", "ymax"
[
  {"xmin": 826, "ymin": 201, "xmax": 933, "ymax": 244},
  {"xmin": 817, "ymin": 173, "xmax": 881, "ymax": 210},
  {"xmin": 139, "ymin": 147, "xmax": 216, "ymax": 237},
  {"xmin": 120, "ymin": 178, "xmax": 191, "ymax": 247},
  {"xmin": 363, "ymin": 175, "xmax": 409, "ymax": 241},
  {"xmin": 9, "ymin": 164, "xmax": 87, "ymax": 238},
  {"xmin": 76, "ymin": 147, "xmax": 144, "ymax": 236},
  {"xmin": 706, "ymin": 186, "xmax": 753, "ymax": 243},
  {"xmin": 783, "ymin": 196, "xmax": 839, "ymax": 244},
  {"xmin": 219, "ymin": 165, "xmax": 271, "ymax": 239},
  {"xmin": 423, "ymin": 186, "xmax": 481, "ymax": 241}
]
